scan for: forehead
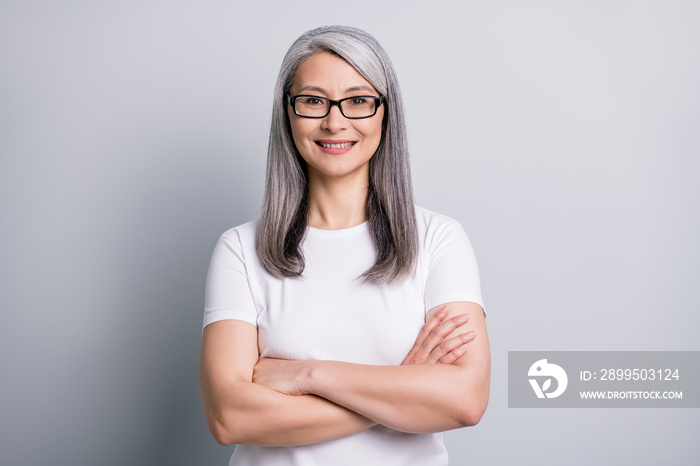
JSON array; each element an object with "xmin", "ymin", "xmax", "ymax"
[{"xmin": 290, "ymin": 51, "xmax": 377, "ymax": 95}]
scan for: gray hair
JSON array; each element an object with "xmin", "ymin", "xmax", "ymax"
[{"xmin": 256, "ymin": 25, "xmax": 418, "ymax": 283}]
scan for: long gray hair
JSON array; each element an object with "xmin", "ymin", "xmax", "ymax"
[{"xmin": 256, "ymin": 25, "xmax": 418, "ymax": 284}]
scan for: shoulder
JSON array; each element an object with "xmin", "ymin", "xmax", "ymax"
[
  {"xmin": 414, "ymin": 205, "xmax": 467, "ymax": 240},
  {"xmin": 218, "ymin": 219, "xmax": 258, "ymax": 247},
  {"xmin": 209, "ymin": 219, "xmax": 259, "ymax": 266},
  {"xmin": 413, "ymin": 205, "xmax": 477, "ymax": 264},
  {"xmin": 414, "ymin": 205, "xmax": 457, "ymax": 225},
  {"xmin": 414, "ymin": 206, "xmax": 484, "ymax": 312}
]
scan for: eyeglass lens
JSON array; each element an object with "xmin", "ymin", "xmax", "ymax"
[{"xmin": 293, "ymin": 96, "xmax": 379, "ymax": 118}]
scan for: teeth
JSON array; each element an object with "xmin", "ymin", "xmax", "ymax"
[{"xmin": 319, "ymin": 141, "xmax": 355, "ymax": 149}]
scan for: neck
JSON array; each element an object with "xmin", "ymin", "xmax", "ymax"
[{"xmin": 306, "ymin": 170, "xmax": 369, "ymax": 230}]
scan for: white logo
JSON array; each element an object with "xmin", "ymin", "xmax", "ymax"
[{"xmin": 528, "ymin": 359, "xmax": 568, "ymax": 399}]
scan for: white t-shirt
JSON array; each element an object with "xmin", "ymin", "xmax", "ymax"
[{"xmin": 203, "ymin": 206, "xmax": 484, "ymax": 466}]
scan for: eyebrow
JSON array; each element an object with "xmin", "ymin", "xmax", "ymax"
[{"xmin": 296, "ymin": 85, "xmax": 376, "ymax": 94}]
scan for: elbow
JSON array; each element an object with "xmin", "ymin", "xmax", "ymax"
[
  {"xmin": 210, "ymin": 418, "xmax": 254, "ymax": 446},
  {"xmin": 457, "ymin": 406, "xmax": 486, "ymax": 427},
  {"xmin": 455, "ymin": 367, "xmax": 491, "ymax": 428},
  {"xmin": 456, "ymin": 392, "xmax": 489, "ymax": 428},
  {"xmin": 206, "ymin": 408, "xmax": 245, "ymax": 446},
  {"xmin": 206, "ymin": 414, "xmax": 235, "ymax": 446},
  {"xmin": 210, "ymin": 420, "xmax": 236, "ymax": 446}
]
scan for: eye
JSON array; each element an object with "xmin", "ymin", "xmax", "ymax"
[
  {"xmin": 300, "ymin": 96, "xmax": 325, "ymax": 106},
  {"xmin": 347, "ymin": 97, "xmax": 370, "ymax": 106}
]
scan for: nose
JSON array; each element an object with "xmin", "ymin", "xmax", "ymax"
[{"xmin": 320, "ymin": 103, "xmax": 348, "ymax": 133}]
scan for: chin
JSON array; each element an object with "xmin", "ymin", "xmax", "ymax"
[{"xmin": 307, "ymin": 162, "xmax": 370, "ymax": 180}]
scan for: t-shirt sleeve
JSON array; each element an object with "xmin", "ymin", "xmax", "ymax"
[
  {"xmin": 423, "ymin": 219, "xmax": 485, "ymax": 313},
  {"xmin": 203, "ymin": 232, "xmax": 258, "ymax": 330}
]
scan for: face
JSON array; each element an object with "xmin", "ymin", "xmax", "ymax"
[{"xmin": 287, "ymin": 51, "xmax": 385, "ymax": 183}]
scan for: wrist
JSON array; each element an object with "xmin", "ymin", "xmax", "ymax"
[{"xmin": 299, "ymin": 359, "xmax": 322, "ymax": 396}]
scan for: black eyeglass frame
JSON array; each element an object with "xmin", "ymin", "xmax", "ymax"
[{"xmin": 286, "ymin": 94, "xmax": 386, "ymax": 119}]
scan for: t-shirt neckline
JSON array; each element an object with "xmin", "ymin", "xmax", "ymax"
[{"xmin": 306, "ymin": 221, "xmax": 369, "ymax": 238}]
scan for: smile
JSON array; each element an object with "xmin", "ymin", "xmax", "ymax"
[{"xmin": 316, "ymin": 141, "xmax": 356, "ymax": 149}]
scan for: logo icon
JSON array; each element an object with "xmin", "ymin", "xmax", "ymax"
[{"xmin": 528, "ymin": 359, "xmax": 568, "ymax": 399}]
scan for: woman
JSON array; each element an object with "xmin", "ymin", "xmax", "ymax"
[{"xmin": 200, "ymin": 25, "xmax": 490, "ymax": 465}]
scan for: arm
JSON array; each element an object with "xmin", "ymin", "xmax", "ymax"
[
  {"xmin": 200, "ymin": 319, "xmax": 375, "ymax": 447},
  {"xmin": 201, "ymin": 232, "xmax": 377, "ymax": 446},
  {"xmin": 254, "ymin": 301, "xmax": 490, "ymax": 434},
  {"xmin": 200, "ymin": 310, "xmax": 471, "ymax": 446}
]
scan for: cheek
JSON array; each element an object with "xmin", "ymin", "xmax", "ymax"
[
  {"xmin": 287, "ymin": 107, "xmax": 305, "ymax": 148},
  {"xmin": 287, "ymin": 123, "xmax": 307, "ymax": 156},
  {"xmin": 368, "ymin": 109, "xmax": 385, "ymax": 142},
  {"xmin": 289, "ymin": 118, "xmax": 315, "ymax": 147},
  {"xmin": 360, "ymin": 119, "xmax": 384, "ymax": 145}
]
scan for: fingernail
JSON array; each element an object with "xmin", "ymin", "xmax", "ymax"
[
  {"xmin": 439, "ymin": 306, "xmax": 449, "ymax": 316},
  {"xmin": 457, "ymin": 313, "xmax": 469, "ymax": 323},
  {"xmin": 462, "ymin": 331, "xmax": 475, "ymax": 341}
]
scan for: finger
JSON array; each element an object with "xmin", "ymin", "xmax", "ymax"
[
  {"xmin": 437, "ymin": 332, "xmax": 476, "ymax": 364},
  {"xmin": 438, "ymin": 342, "xmax": 469, "ymax": 365},
  {"xmin": 414, "ymin": 306, "xmax": 449, "ymax": 347},
  {"xmin": 427, "ymin": 330, "xmax": 475, "ymax": 364},
  {"xmin": 404, "ymin": 306, "xmax": 449, "ymax": 363},
  {"xmin": 420, "ymin": 313, "xmax": 470, "ymax": 361}
]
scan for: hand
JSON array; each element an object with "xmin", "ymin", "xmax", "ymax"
[
  {"xmin": 402, "ymin": 306, "xmax": 475, "ymax": 365},
  {"xmin": 253, "ymin": 357, "xmax": 309, "ymax": 396}
]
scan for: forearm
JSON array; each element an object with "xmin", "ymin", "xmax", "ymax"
[
  {"xmin": 296, "ymin": 303, "xmax": 491, "ymax": 434},
  {"xmin": 200, "ymin": 320, "xmax": 375, "ymax": 447},
  {"xmin": 252, "ymin": 302, "xmax": 491, "ymax": 435},
  {"xmin": 205, "ymin": 379, "xmax": 375, "ymax": 446},
  {"xmin": 301, "ymin": 360, "xmax": 489, "ymax": 434}
]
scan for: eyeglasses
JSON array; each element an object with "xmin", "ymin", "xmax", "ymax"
[{"xmin": 287, "ymin": 94, "xmax": 385, "ymax": 119}]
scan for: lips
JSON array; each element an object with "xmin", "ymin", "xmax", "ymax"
[{"xmin": 315, "ymin": 140, "xmax": 356, "ymax": 149}]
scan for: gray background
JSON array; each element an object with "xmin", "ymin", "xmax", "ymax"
[{"xmin": 1, "ymin": 1, "xmax": 698, "ymax": 465}]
